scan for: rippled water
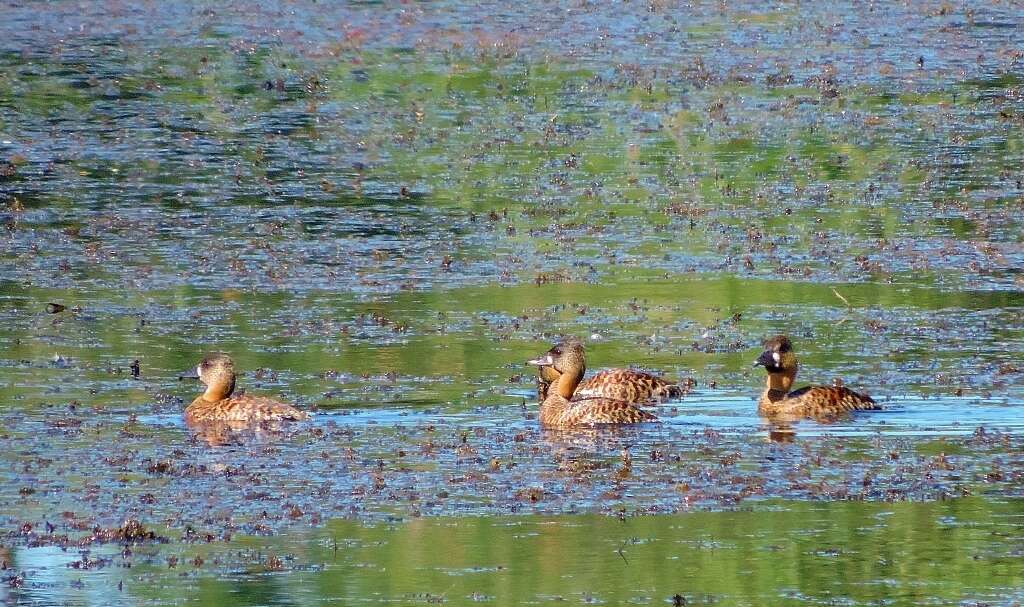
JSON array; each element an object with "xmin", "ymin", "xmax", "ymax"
[
  {"xmin": 7, "ymin": 499, "xmax": 1024, "ymax": 606},
  {"xmin": 2, "ymin": 0, "xmax": 1023, "ymax": 604}
]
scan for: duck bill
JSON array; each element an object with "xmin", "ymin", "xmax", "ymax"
[
  {"xmin": 526, "ymin": 353, "xmax": 555, "ymax": 367},
  {"xmin": 753, "ymin": 350, "xmax": 775, "ymax": 368},
  {"xmin": 178, "ymin": 366, "xmax": 201, "ymax": 381}
]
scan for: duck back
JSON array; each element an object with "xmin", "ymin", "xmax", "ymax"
[
  {"xmin": 538, "ymin": 369, "xmax": 683, "ymax": 404},
  {"xmin": 574, "ymin": 369, "xmax": 683, "ymax": 402},
  {"xmin": 759, "ymin": 386, "xmax": 877, "ymax": 418},
  {"xmin": 185, "ymin": 395, "xmax": 308, "ymax": 424}
]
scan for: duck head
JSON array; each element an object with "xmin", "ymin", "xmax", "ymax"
[
  {"xmin": 754, "ymin": 335, "xmax": 797, "ymax": 393},
  {"xmin": 527, "ymin": 340, "xmax": 586, "ymax": 399},
  {"xmin": 183, "ymin": 353, "xmax": 237, "ymax": 401}
]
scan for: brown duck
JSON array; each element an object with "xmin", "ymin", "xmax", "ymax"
[
  {"xmin": 535, "ymin": 339, "xmax": 684, "ymax": 404},
  {"xmin": 183, "ymin": 353, "xmax": 308, "ymax": 424},
  {"xmin": 527, "ymin": 341, "xmax": 657, "ymax": 427},
  {"xmin": 754, "ymin": 335, "xmax": 878, "ymax": 418}
]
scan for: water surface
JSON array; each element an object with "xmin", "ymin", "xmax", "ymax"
[
  {"xmin": 8, "ymin": 499, "xmax": 1024, "ymax": 606},
  {"xmin": 1, "ymin": 0, "xmax": 1023, "ymax": 604}
]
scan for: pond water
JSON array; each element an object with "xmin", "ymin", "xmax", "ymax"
[
  {"xmin": 1, "ymin": 0, "xmax": 1023, "ymax": 605},
  {"xmin": 7, "ymin": 499, "xmax": 1024, "ymax": 606}
]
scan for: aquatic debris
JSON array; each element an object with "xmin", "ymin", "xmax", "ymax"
[
  {"xmin": 99, "ymin": 518, "xmax": 164, "ymax": 544},
  {"xmin": 146, "ymin": 460, "xmax": 175, "ymax": 475},
  {"xmin": 68, "ymin": 555, "xmax": 112, "ymax": 570},
  {"xmin": 514, "ymin": 487, "xmax": 545, "ymax": 502},
  {"xmin": 17, "ymin": 517, "xmax": 169, "ymax": 549},
  {"xmin": 45, "ymin": 303, "xmax": 66, "ymax": 314}
]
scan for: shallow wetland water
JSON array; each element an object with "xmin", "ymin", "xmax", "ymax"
[{"xmin": 1, "ymin": 1, "xmax": 1023, "ymax": 605}]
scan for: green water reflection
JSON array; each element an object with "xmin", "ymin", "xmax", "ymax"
[
  {"xmin": 2, "ymin": 274, "xmax": 1022, "ymax": 413},
  {"xmin": 11, "ymin": 498, "xmax": 1023, "ymax": 606},
  {"xmin": 3, "ymin": 2, "xmax": 1024, "ymax": 604}
]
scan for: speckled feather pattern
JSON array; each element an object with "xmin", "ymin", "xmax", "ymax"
[
  {"xmin": 754, "ymin": 334, "xmax": 879, "ymax": 419},
  {"xmin": 185, "ymin": 395, "xmax": 309, "ymax": 423},
  {"xmin": 528, "ymin": 340, "xmax": 660, "ymax": 427},
  {"xmin": 539, "ymin": 393, "xmax": 657, "ymax": 427},
  {"xmin": 537, "ymin": 369, "xmax": 683, "ymax": 404},
  {"xmin": 758, "ymin": 386, "xmax": 878, "ymax": 418},
  {"xmin": 574, "ymin": 369, "xmax": 684, "ymax": 402}
]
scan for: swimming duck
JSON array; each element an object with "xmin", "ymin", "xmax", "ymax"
[
  {"xmin": 535, "ymin": 339, "xmax": 684, "ymax": 404},
  {"xmin": 527, "ymin": 341, "xmax": 657, "ymax": 427},
  {"xmin": 182, "ymin": 353, "xmax": 308, "ymax": 424},
  {"xmin": 754, "ymin": 335, "xmax": 878, "ymax": 418}
]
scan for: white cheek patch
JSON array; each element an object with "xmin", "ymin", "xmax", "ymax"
[{"xmin": 772, "ymin": 352, "xmax": 781, "ymax": 364}]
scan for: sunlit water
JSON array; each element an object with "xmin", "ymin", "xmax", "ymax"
[
  {"xmin": 2, "ymin": 0, "xmax": 1024, "ymax": 604},
  {"xmin": 7, "ymin": 499, "xmax": 1024, "ymax": 606}
]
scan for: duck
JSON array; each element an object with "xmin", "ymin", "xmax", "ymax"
[
  {"xmin": 182, "ymin": 353, "xmax": 308, "ymax": 424},
  {"xmin": 754, "ymin": 335, "xmax": 878, "ymax": 418},
  {"xmin": 534, "ymin": 339, "xmax": 684, "ymax": 404},
  {"xmin": 526, "ymin": 341, "xmax": 657, "ymax": 427}
]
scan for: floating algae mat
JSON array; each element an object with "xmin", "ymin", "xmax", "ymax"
[
  {"xmin": 6, "ymin": 499, "xmax": 1024, "ymax": 606},
  {"xmin": 2, "ymin": 0, "xmax": 1024, "ymax": 605}
]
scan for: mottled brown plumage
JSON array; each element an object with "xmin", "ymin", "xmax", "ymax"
[
  {"xmin": 534, "ymin": 340, "xmax": 684, "ymax": 404},
  {"xmin": 755, "ymin": 335, "xmax": 878, "ymax": 418},
  {"xmin": 536, "ymin": 363, "xmax": 562, "ymax": 401},
  {"xmin": 538, "ymin": 368, "xmax": 684, "ymax": 403},
  {"xmin": 184, "ymin": 354, "xmax": 308, "ymax": 424},
  {"xmin": 527, "ymin": 341, "xmax": 657, "ymax": 427},
  {"xmin": 577, "ymin": 369, "xmax": 684, "ymax": 401}
]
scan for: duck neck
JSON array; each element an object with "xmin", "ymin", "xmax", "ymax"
[
  {"xmin": 763, "ymin": 367, "xmax": 796, "ymax": 402},
  {"xmin": 554, "ymin": 366, "xmax": 583, "ymax": 400},
  {"xmin": 539, "ymin": 369, "xmax": 580, "ymax": 425},
  {"xmin": 202, "ymin": 376, "xmax": 236, "ymax": 402}
]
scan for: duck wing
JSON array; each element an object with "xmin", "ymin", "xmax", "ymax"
[
  {"xmin": 186, "ymin": 395, "xmax": 308, "ymax": 423},
  {"xmin": 575, "ymin": 369, "xmax": 683, "ymax": 403},
  {"xmin": 775, "ymin": 386, "xmax": 878, "ymax": 418}
]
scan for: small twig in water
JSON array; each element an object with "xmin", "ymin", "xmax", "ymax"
[
  {"xmin": 616, "ymin": 541, "xmax": 629, "ymax": 565},
  {"xmin": 831, "ymin": 288, "xmax": 850, "ymax": 307}
]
